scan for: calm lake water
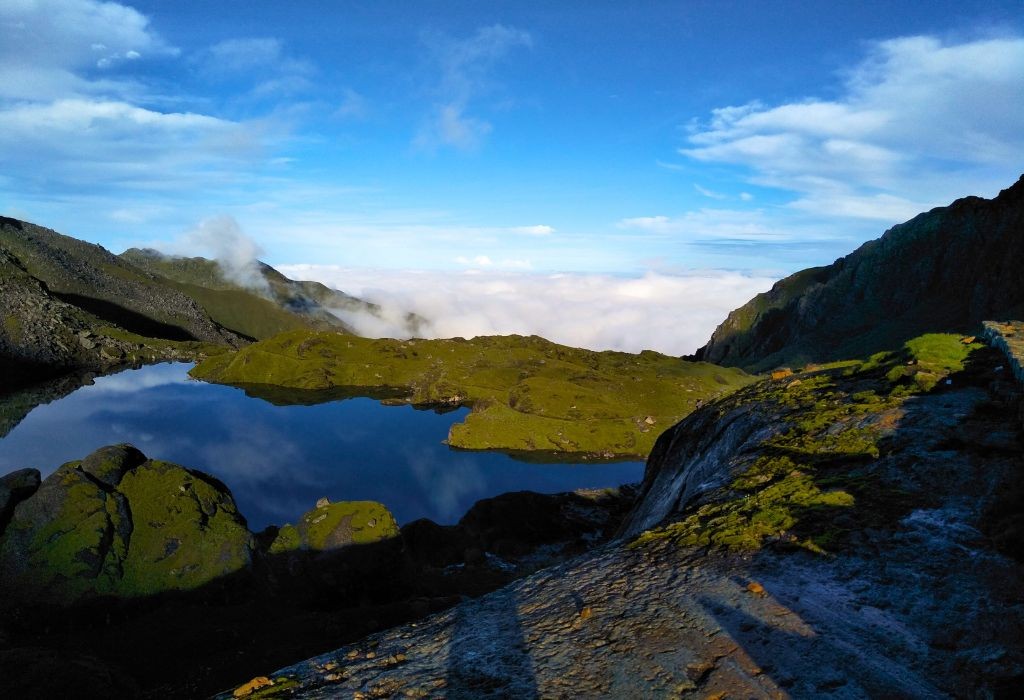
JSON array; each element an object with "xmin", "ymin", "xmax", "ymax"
[{"xmin": 0, "ymin": 363, "xmax": 644, "ymax": 530}]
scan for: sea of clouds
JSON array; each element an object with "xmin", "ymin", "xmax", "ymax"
[{"xmin": 278, "ymin": 265, "xmax": 777, "ymax": 356}]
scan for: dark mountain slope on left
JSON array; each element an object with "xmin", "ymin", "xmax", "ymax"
[
  {"xmin": 0, "ymin": 218, "xmax": 241, "ymax": 346},
  {"xmin": 0, "ymin": 217, "xmax": 242, "ymax": 392}
]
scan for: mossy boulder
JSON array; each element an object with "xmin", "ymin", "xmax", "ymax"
[
  {"xmin": 269, "ymin": 499, "xmax": 399, "ymax": 554},
  {"xmin": 0, "ymin": 444, "xmax": 254, "ymax": 604}
]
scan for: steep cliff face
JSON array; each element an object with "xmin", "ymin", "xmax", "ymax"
[{"xmin": 698, "ymin": 175, "xmax": 1024, "ymax": 372}]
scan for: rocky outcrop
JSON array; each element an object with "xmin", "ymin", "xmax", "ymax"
[
  {"xmin": 0, "ymin": 217, "xmax": 242, "ymax": 346},
  {"xmin": 698, "ymin": 175, "xmax": 1024, "ymax": 371},
  {"xmin": 0, "ymin": 444, "xmax": 254, "ymax": 602},
  {"xmin": 269, "ymin": 499, "xmax": 400, "ymax": 554}
]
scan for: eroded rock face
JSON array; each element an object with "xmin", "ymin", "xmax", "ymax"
[{"xmin": 0, "ymin": 444, "xmax": 253, "ymax": 603}]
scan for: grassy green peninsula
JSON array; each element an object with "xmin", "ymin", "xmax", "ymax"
[{"xmin": 190, "ymin": 330, "xmax": 756, "ymax": 458}]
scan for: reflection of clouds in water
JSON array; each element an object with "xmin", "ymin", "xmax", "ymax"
[
  {"xmin": 198, "ymin": 409, "xmax": 307, "ymax": 484},
  {"xmin": 1, "ymin": 363, "xmax": 641, "ymax": 530},
  {"xmin": 406, "ymin": 446, "xmax": 486, "ymax": 523},
  {"xmin": 85, "ymin": 363, "xmax": 193, "ymax": 394}
]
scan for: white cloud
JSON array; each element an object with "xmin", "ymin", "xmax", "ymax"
[
  {"xmin": 0, "ymin": 98, "xmax": 264, "ymax": 190},
  {"xmin": 196, "ymin": 37, "xmax": 317, "ymax": 104},
  {"xmin": 694, "ymin": 184, "xmax": 726, "ymax": 200},
  {"xmin": 454, "ymin": 255, "xmax": 532, "ymax": 270},
  {"xmin": 417, "ymin": 103, "xmax": 492, "ymax": 152},
  {"xmin": 158, "ymin": 215, "xmax": 270, "ymax": 291},
  {"xmin": 617, "ymin": 208, "xmax": 804, "ymax": 242},
  {"xmin": 682, "ymin": 35, "xmax": 1024, "ymax": 221},
  {"xmin": 199, "ymin": 38, "xmax": 312, "ymax": 78},
  {"xmin": 511, "ymin": 224, "xmax": 555, "ymax": 236},
  {"xmin": 277, "ymin": 265, "xmax": 776, "ymax": 356},
  {"xmin": 415, "ymin": 24, "xmax": 532, "ymax": 151},
  {"xmin": 0, "ymin": 0, "xmax": 176, "ymax": 100}
]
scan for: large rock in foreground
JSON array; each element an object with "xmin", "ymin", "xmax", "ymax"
[{"xmin": 0, "ymin": 444, "xmax": 254, "ymax": 602}]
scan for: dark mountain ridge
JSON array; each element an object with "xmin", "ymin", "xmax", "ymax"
[
  {"xmin": 698, "ymin": 175, "xmax": 1024, "ymax": 371},
  {"xmin": 0, "ymin": 217, "xmax": 415, "ymax": 393}
]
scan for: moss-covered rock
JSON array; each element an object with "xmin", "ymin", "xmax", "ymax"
[
  {"xmin": 269, "ymin": 499, "xmax": 399, "ymax": 553},
  {"xmin": 629, "ymin": 333, "xmax": 990, "ymax": 553},
  {"xmin": 0, "ymin": 444, "xmax": 254, "ymax": 603}
]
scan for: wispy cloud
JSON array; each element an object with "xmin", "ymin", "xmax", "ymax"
[
  {"xmin": 509, "ymin": 224, "xmax": 554, "ymax": 236},
  {"xmin": 682, "ymin": 35, "xmax": 1024, "ymax": 221},
  {"xmin": 0, "ymin": 0, "xmax": 177, "ymax": 101},
  {"xmin": 0, "ymin": 5, "xmax": 294, "ymax": 202},
  {"xmin": 334, "ymin": 87, "xmax": 369, "ymax": 120},
  {"xmin": 151, "ymin": 215, "xmax": 270, "ymax": 291},
  {"xmin": 618, "ymin": 208, "xmax": 812, "ymax": 242},
  {"xmin": 277, "ymin": 265, "xmax": 775, "ymax": 355},
  {"xmin": 414, "ymin": 24, "xmax": 532, "ymax": 152},
  {"xmin": 195, "ymin": 37, "xmax": 317, "ymax": 101},
  {"xmin": 694, "ymin": 184, "xmax": 727, "ymax": 200},
  {"xmin": 0, "ymin": 98, "xmax": 267, "ymax": 192}
]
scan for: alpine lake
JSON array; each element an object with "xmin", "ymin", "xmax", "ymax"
[{"xmin": 0, "ymin": 362, "xmax": 644, "ymax": 530}]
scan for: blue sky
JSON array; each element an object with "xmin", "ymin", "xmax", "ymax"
[{"xmin": 1, "ymin": 1, "xmax": 1023, "ymax": 352}]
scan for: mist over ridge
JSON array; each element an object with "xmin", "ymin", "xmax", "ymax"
[{"xmin": 279, "ymin": 264, "xmax": 777, "ymax": 356}]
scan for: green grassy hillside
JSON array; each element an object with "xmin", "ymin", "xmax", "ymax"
[{"xmin": 191, "ymin": 331, "xmax": 756, "ymax": 458}]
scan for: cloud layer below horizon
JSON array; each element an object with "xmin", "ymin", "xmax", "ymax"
[{"xmin": 278, "ymin": 265, "xmax": 776, "ymax": 356}]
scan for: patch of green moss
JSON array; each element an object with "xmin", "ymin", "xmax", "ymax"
[
  {"xmin": 191, "ymin": 331, "xmax": 757, "ymax": 458},
  {"xmin": 117, "ymin": 461, "xmax": 253, "ymax": 596},
  {"xmin": 633, "ymin": 333, "xmax": 981, "ymax": 555},
  {"xmin": 268, "ymin": 524, "xmax": 301, "ymax": 555},
  {"xmin": 633, "ymin": 466, "xmax": 854, "ymax": 552},
  {"xmin": 3, "ymin": 313, "xmax": 23, "ymax": 341},
  {"xmin": 250, "ymin": 675, "xmax": 301, "ymax": 698},
  {"xmin": 270, "ymin": 500, "xmax": 399, "ymax": 552},
  {"xmin": 96, "ymin": 325, "xmax": 230, "ymax": 365}
]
